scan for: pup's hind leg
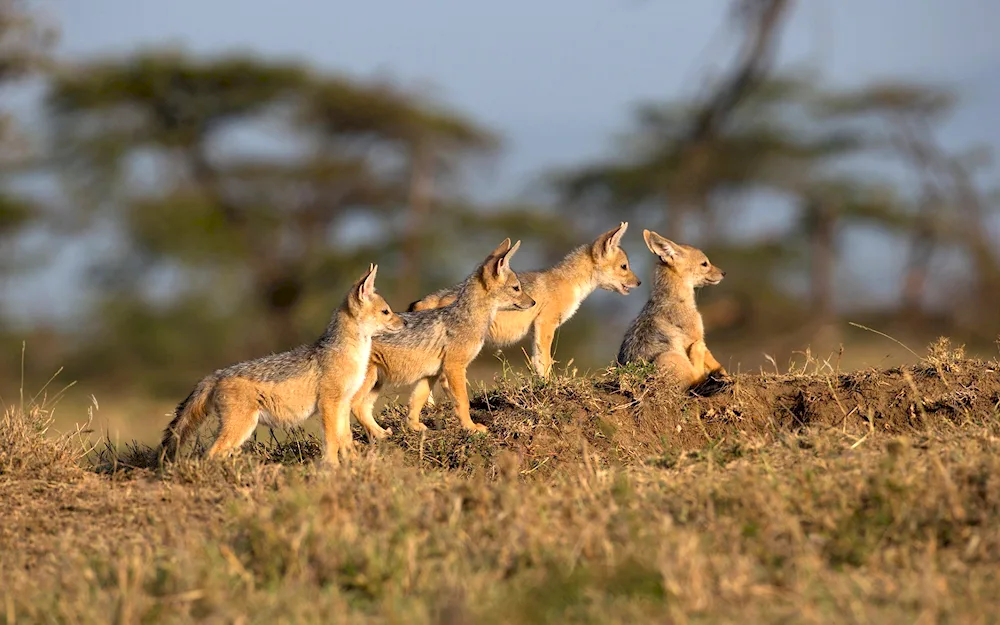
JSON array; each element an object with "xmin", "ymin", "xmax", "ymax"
[
  {"xmin": 207, "ymin": 381, "xmax": 259, "ymax": 457},
  {"xmin": 428, "ymin": 376, "xmax": 452, "ymax": 407},
  {"xmin": 442, "ymin": 361, "xmax": 487, "ymax": 433},
  {"xmin": 405, "ymin": 377, "xmax": 434, "ymax": 432},
  {"xmin": 687, "ymin": 340, "xmax": 707, "ymax": 384},
  {"xmin": 654, "ymin": 351, "xmax": 703, "ymax": 390}
]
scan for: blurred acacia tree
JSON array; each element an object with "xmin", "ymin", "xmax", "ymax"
[
  {"xmin": 302, "ymin": 82, "xmax": 501, "ymax": 302},
  {"xmin": 43, "ymin": 49, "xmax": 576, "ymax": 390},
  {"xmin": 816, "ymin": 82, "xmax": 1000, "ymax": 330},
  {"xmin": 42, "ymin": 52, "xmax": 468, "ymax": 385},
  {"xmin": 552, "ymin": 0, "xmax": 999, "ymax": 345},
  {"xmin": 49, "ymin": 52, "xmax": 335, "ymax": 362}
]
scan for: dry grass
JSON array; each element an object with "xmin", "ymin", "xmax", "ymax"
[{"xmin": 2, "ymin": 339, "xmax": 999, "ymax": 624}]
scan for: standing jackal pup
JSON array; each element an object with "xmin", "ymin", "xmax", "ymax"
[
  {"xmin": 159, "ymin": 264, "xmax": 404, "ymax": 465},
  {"xmin": 617, "ymin": 230, "xmax": 727, "ymax": 389},
  {"xmin": 352, "ymin": 238, "xmax": 534, "ymax": 437},
  {"xmin": 410, "ymin": 222, "xmax": 640, "ymax": 380}
]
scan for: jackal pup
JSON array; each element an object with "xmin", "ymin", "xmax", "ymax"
[
  {"xmin": 159, "ymin": 264, "xmax": 404, "ymax": 464},
  {"xmin": 409, "ymin": 222, "xmax": 640, "ymax": 379},
  {"xmin": 617, "ymin": 230, "xmax": 727, "ymax": 389},
  {"xmin": 352, "ymin": 238, "xmax": 534, "ymax": 437}
]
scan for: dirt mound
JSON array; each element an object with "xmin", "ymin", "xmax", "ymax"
[
  {"xmin": 102, "ymin": 343, "xmax": 999, "ymax": 480},
  {"xmin": 369, "ymin": 354, "xmax": 999, "ymax": 477}
]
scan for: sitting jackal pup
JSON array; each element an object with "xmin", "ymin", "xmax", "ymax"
[
  {"xmin": 617, "ymin": 230, "xmax": 727, "ymax": 389},
  {"xmin": 159, "ymin": 264, "xmax": 404, "ymax": 465},
  {"xmin": 352, "ymin": 238, "xmax": 535, "ymax": 437},
  {"xmin": 410, "ymin": 222, "xmax": 641, "ymax": 385}
]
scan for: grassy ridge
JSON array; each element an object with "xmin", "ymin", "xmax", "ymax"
[{"xmin": 1, "ymin": 342, "xmax": 999, "ymax": 624}]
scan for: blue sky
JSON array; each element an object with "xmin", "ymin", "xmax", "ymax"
[{"xmin": 7, "ymin": 0, "xmax": 1000, "ymax": 322}]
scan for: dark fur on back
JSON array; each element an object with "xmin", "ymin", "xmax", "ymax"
[
  {"xmin": 380, "ymin": 274, "xmax": 499, "ymax": 349},
  {"xmin": 409, "ymin": 271, "xmax": 545, "ymax": 312},
  {"xmin": 216, "ymin": 344, "xmax": 317, "ymax": 382}
]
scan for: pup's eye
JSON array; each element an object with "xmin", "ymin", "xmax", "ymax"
[
  {"xmin": 701, "ymin": 261, "xmax": 708, "ymax": 267},
  {"xmin": 620, "ymin": 264, "xmax": 627, "ymax": 270},
  {"xmin": 382, "ymin": 309, "xmax": 390, "ymax": 315},
  {"xmin": 512, "ymin": 285, "xmax": 520, "ymax": 292}
]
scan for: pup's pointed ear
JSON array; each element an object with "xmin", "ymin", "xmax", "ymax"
[
  {"xmin": 492, "ymin": 239, "xmax": 521, "ymax": 280},
  {"xmin": 484, "ymin": 238, "xmax": 512, "ymax": 264},
  {"xmin": 643, "ymin": 230, "xmax": 678, "ymax": 265},
  {"xmin": 356, "ymin": 263, "xmax": 378, "ymax": 302},
  {"xmin": 594, "ymin": 221, "xmax": 628, "ymax": 257}
]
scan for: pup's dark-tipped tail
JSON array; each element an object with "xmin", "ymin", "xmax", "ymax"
[{"xmin": 159, "ymin": 377, "xmax": 215, "ymax": 461}]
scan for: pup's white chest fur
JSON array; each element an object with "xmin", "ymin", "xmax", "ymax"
[
  {"xmin": 343, "ymin": 335, "xmax": 373, "ymax": 396},
  {"xmin": 559, "ymin": 283, "xmax": 592, "ymax": 324}
]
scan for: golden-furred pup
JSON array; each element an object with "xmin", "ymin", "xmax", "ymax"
[
  {"xmin": 160, "ymin": 264, "xmax": 404, "ymax": 465},
  {"xmin": 352, "ymin": 239, "xmax": 534, "ymax": 437},
  {"xmin": 617, "ymin": 230, "xmax": 727, "ymax": 388}
]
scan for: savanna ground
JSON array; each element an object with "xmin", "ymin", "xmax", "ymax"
[{"xmin": 2, "ymin": 338, "xmax": 1000, "ymax": 624}]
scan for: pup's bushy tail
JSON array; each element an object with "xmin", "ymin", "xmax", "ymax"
[{"xmin": 159, "ymin": 377, "xmax": 215, "ymax": 461}]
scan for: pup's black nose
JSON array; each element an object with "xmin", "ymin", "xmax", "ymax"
[
  {"xmin": 721, "ymin": 271, "xmax": 727, "ymax": 277},
  {"xmin": 636, "ymin": 280, "xmax": 642, "ymax": 287}
]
